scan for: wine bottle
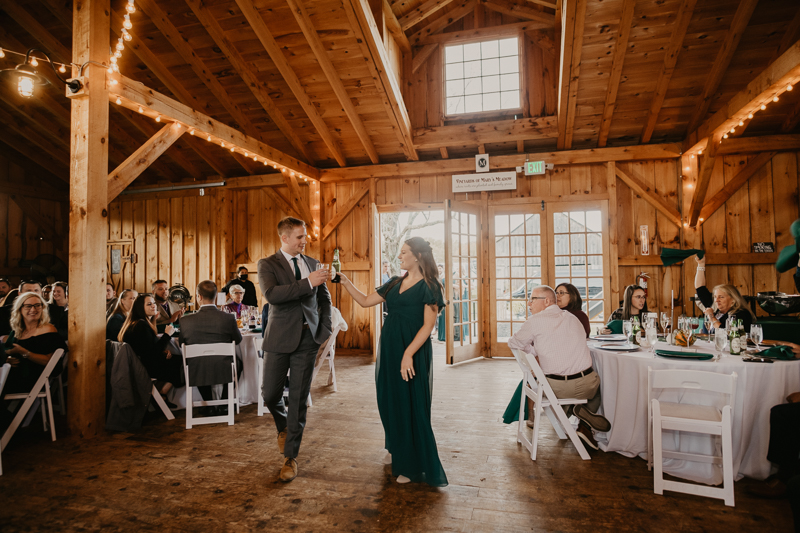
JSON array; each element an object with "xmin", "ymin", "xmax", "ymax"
[
  {"xmin": 629, "ymin": 317, "xmax": 641, "ymax": 345},
  {"xmin": 331, "ymin": 249, "xmax": 341, "ymax": 283},
  {"xmin": 729, "ymin": 319, "xmax": 742, "ymax": 355}
]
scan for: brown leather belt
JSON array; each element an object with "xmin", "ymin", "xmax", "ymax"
[{"xmin": 546, "ymin": 367, "xmax": 594, "ymax": 381}]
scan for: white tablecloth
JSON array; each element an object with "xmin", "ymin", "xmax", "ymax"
[{"xmin": 590, "ymin": 340, "xmax": 800, "ymax": 484}]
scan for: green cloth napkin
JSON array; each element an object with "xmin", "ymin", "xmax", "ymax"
[
  {"xmin": 661, "ymin": 248, "xmax": 705, "ymax": 267},
  {"xmin": 655, "ymin": 349, "xmax": 714, "ymax": 360},
  {"xmin": 776, "ymin": 219, "xmax": 800, "ymax": 273},
  {"xmin": 605, "ymin": 319, "xmax": 623, "ymax": 334},
  {"xmin": 756, "ymin": 345, "xmax": 796, "ymax": 360},
  {"xmin": 502, "ymin": 380, "xmax": 527, "ymax": 423}
]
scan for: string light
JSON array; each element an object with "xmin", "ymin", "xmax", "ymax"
[
  {"xmin": 207, "ymin": 135, "xmax": 211, "ymax": 141},
  {"xmin": 773, "ymin": 95, "xmax": 779, "ymax": 102},
  {"xmin": 220, "ymin": 141, "xmax": 225, "ymax": 148},
  {"xmin": 58, "ymin": 64, "xmax": 66, "ymax": 73},
  {"xmin": 0, "ymin": 49, "xmax": 4, "ymax": 58},
  {"xmin": 723, "ymin": 133, "xmax": 729, "ymax": 139},
  {"xmin": 761, "ymin": 104, "xmax": 766, "ymax": 110},
  {"xmin": 788, "ymin": 84, "xmax": 794, "ymax": 91},
  {"xmin": 155, "ymin": 115, "xmax": 161, "ymax": 122},
  {"xmin": 730, "ymin": 127, "xmax": 735, "ymax": 133},
  {"xmin": 122, "ymin": 28, "xmax": 132, "ymax": 42},
  {"xmin": 126, "ymin": 0, "xmax": 136, "ymax": 13},
  {"xmin": 747, "ymin": 113, "xmax": 753, "ymax": 119},
  {"xmin": 738, "ymin": 120, "xmax": 744, "ymax": 126},
  {"xmin": 123, "ymin": 14, "xmax": 133, "ymax": 30},
  {"xmin": 30, "ymin": 57, "xmax": 38, "ymax": 67},
  {"xmin": 253, "ymin": 155, "xmax": 258, "ymax": 161},
  {"xmin": 263, "ymin": 160, "xmax": 268, "ymax": 165},
  {"xmin": 230, "ymin": 147, "xmax": 234, "ymax": 152},
  {"xmin": 189, "ymin": 129, "xmax": 195, "ymax": 135},
  {"xmin": 109, "ymin": 79, "xmax": 118, "ymax": 85},
  {"xmin": 115, "ymin": 96, "xmax": 121, "ymax": 104},
  {"xmin": 138, "ymin": 105, "xmax": 143, "ymax": 113}
]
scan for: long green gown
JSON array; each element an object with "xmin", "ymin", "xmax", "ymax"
[{"xmin": 376, "ymin": 276, "xmax": 448, "ymax": 487}]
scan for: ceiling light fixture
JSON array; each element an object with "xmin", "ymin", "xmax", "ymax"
[{"xmin": 0, "ymin": 48, "xmax": 82, "ymax": 98}]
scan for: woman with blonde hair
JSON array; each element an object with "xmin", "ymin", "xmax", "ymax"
[{"xmin": 694, "ymin": 256, "xmax": 755, "ymax": 332}]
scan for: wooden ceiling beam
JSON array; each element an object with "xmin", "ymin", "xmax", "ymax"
[
  {"xmin": 286, "ymin": 0, "xmax": 381, "ymax": 165},
  {"xmin": 481, "ymin": 0, "xmax": 556, "ymax": 25},
  {"xmin": 400, "ymin": 0, "xmax": 458, "ymax": 31},
  {"xmin": 717, "ymin": 134, "xmax": 800, "ymax": 154},
  {"xmin": 614, "ymin": 164, "xmax": 682, "ymax": 227},
  {"xmin": 413, "ymin": 44, "xmax": 439, "ymax": 74},
  {"xmin": 281, "ymin": 171, "xmax": 315, "ymax": 232},
  {"xmin": 107, "ymin": 123, "xmax": 185, "ymax": 204},
  {"xmin": 417, "ymin": 19, "xmax": 548, "ymax": 45},
  {"xmin": 319, "ymin": 143, "xmax": 681, "ymax": 180},
  {"xmin": 771, "ymin": 7, "xmax": 800, "ymax": 63},
  {"xmin": 597, "ymin": 0, "xmax": 635, "ymax": 148},
  {"xmin": 0, "ymin": 2, "xmax": 71, "ymax": 62},
  {"xmin": 263, "ymin": 187, "xmax": 303, "ymax": 220},
  {"xmin": 556, "ymin": 0, "xmax": 586, "ymax": 150},
  {"xmin": 111, "ymin": 75, "xmax": 319, "ymax": 180},
  {"xmin": 235, "ymin": 0, "xmax": 347, "ymax": 167},
  {"xmin": 413, "ymin": 116, "xmax": 557, "ymax": 148},
  {"xmin": 322, "ymin": 180, "xmax": 371, "ymax": 240},
  {"xmin": 409, "ymin": 0, "xmax": 478, "ymax": 46},
  {"xmin": 383, "ymin": 0, "xmax": 412, "ymax": 53},
  {"xmin": 640, "ymin": 0, "xmax": 698, "ymax": 144},
  {"xmin": 344, "ymin": 0, "xmax": 419, "ymax": 161},
  {"xmin": 684, "ymin": 40, "xmax": 800, "ymax": 155},
  {"xmin": 689, "ymin": 133, "xmax": 722, "ymax": 227},
  {"xmin": 698, "ymin": 150, "xmax": 776, "ymax": 223},
  {"xmin": 0, "ymin": 104, "xmax": 69, "ymax": 183},
  {"xmin": 685, "ymin": 0, "xmax": 757, "ymax": 135},
  {"xmin": 185, "ymin": 0, "xmax": 314, "ymax": 165},
  {"xmin": 106, "ymin": 117, "xmax": 185, "ymax": 184}
]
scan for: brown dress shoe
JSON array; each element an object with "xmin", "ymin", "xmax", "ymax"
[
  {"xmin": 576, "ymin": 420, "xmax": 599, "ymax": 451},
  {"xmin": 746, "ymin": 477, "xmax": 787, "ymax": 499},
  {"xmin": 280, "ymin": 457, "xmax": 298, "ymax": 482},
  {"xmin": 277, "ymin": 430, "xmax": 287, "ymax": 455}
]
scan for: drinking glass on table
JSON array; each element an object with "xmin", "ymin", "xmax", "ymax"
[
  {"xmin": 646, "ymin": 326, "xmax": 658, "ymax": 355},
  {"xmin": 704, "ymin": 313, "xmax": 714, "ymax": 334},
  {"xmin": 622, "ymin": 320, "xmax": 633, "ymax": 339},
  {"xmin": 750, "ymin": 324, "xmax": 763, "ymax": 351},
  {"xmin": 714, "ymin": 328, "xmax": 727, "ymax": 360},
  {"xmin": 660, "ymin": 312, "xmax": 671, "ymax": 335}
]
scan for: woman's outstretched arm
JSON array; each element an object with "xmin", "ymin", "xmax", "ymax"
[{"xmin": 338, "ymin": 272, "xmax": 385, "ymax": 308}]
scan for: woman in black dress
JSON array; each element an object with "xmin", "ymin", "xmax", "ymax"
[
  {"xmin": 119, "ymin": 293, "xmax": 183, "ymax": 396},
  {"xmin": 1, "ymin": 292, "xmax": 67, "ymax": 426},
  {"xmin": 694, "ymin": 255, "xmax": 755, "ymax": 332},
  {"xmin": 106, "ymin": 289, "xmax": 138, "ymax": 341},
  {"xmin": 48, "ymin": 281, "xmax": 69, "ymax": 341}
]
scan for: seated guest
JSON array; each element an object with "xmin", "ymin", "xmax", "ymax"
[
  {"xmin": 42, "ymin": 284, "xmax": 53, "ymax": 303},
  {"xmin": 508, "ymin": 285, "xmax": 611, "ymax": 451},
  {"xmin": 601, "ymin": 284, "xmax": 648, "ymax": 334},
  {"xmin": 179, "ymin": 281, "xmax": 242, "ymax": 415},
  {"xmin": 152, "ymin": 279, "xmax": 183, "ymax": 326},
  {"xmin": 222, "ymin": 266, "xmax": 258, "ymax": 307},
  {"xmin": 106, "ymin": 289, "xmax": 138, "ymax": 341},
  {"xmin": 222, "ymin": 284, "xmax": 253, "ymax": 318},
  {"xmin": 0, "ymin": 278, "xmax": 11, "ymax": 300},
  {"xmin": 0, "ymin": 288, "xmax": 18, "ymax": 336},
  {"xmin": 106, "ymin": 283, "xmax": 117, "ymax": 317},
  {"xmin": 49, "ymin": 281, "xmax": 69, "ymax": 341},
  {"xmin": 119, "ymin": 293, "xmax": 183, "ymax": 399},
  {"xmin": 555, "ymin": 283, "xmax": 590, "ymax": 337},
  {"xmin": 694, "ymin": 255, "xmax": 755, "ymax": 332},
  {"xmin": 0, "ymin": 292, "xmax": 67, "ymax": 431},
  {"xmin": 19, "ymin": 280, "xmax": 42, "ymax": 296}
]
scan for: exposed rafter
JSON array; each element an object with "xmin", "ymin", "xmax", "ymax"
[
  {"xmin": 689, "ymin": 133, "xmax": 722, "ymax": 227},
  {"xmin": 698, "ymin": 151, "xmax": 776, "ymax": 222},
  {"xmin": 413, "ymin": 117, "xmax": 557, "ymax": 148},
  {"xmin": 597, "ymin": 0, "xmax": 635, "ymax": 148},
  {"xmin": 382, "ymin": 0, "xmax": 411, "ymax": 52},
  {"xmin": 481, "ymin": 0, "xmax": 556, "ymax": 25},
  {"xmin": 412, "ymin": 44, "xmax": 439, "ymax": 74},
  {"xmin": 556, "ymin": 0, "xmax": 587, "ymax": 149},
  {"xmin": 409, "ymin": 0, "xmax": 478, "ymax": 46},
  {"xmin": 322, "ymin": 180, "xmax": 371, "ymax": 239},
  {"xmin": 0, "ymin": 2, "xmax": 71, "ymax": 62},
  {"xmin": 640, "ymin": 0, "xmax": 698, "ymax": 144},
  {"xmin": 399, "ymin": 0, "xmax": 458, "ymax": 31},
  {"xmin": 286, "ymin": 0, "xmax": 381, "ymax": 164},
  {"xmin": 614, "ymin": 164, "xmax": 682, "ymax": 227},
  {"xmin": 416, "ymin": 19, "xmax": 549, "ymax": 45}
]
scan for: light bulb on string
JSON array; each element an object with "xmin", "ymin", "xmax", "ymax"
[
  {"xmin": 110, "ymin": 55, "xmax": 118, "ymax": 64},
  {"xmin": 58, "ymin": 64, "xmax": 66, "ymax": 73},
  {"xmin": 220, "ymin": 141, "xmax": 225, "ymax": 148},
  {"xmin": 244, "ymin": 152, "xmax": 249, "ymax": 158},
  {"xmin": 773, "ymin": 95, "xmax": 779, "ymax": 102},
  {"xmin": 126, "ymin": 0, "xmax": 136, "ymax": 14},
  {"xmin": 138, "ymin": 106, "xmax": 143, "ymax": 114},
  {"xmin": 109, "ymin": 79, "xmax": 118, "ymax": 86},
  {"xmin": 207, "ymin": 135, "xmax": 212, "ymax": 141},
  {"xmin": 116, "ymin": 38, "xmax": 125, "ymax": 52},
  {"xmin": 123, "ymin": 14, "xmax": 133, "ymax": 30},
  {"xmin": 30, "ymin": 57, "xmax": 38, "ymax": 67},
  {"xmin": 189, "ymin": 129, "xmax": 195, "ymax": 135},
  {"xmin": 0, "ymin": 49, "xmax": 4, "ymax": 58},
  {"xmin": 230, "ymin": 147, "xmax": 234, "ymax": 152},
  {"xmin": 723, "ymin": 133, "xmax": 729, "ymax": 139},
  {"xmin": 738, "ymin": 120, "xmax": 744, "ymax": 126},
  {"xmin": 115, "ymin": 97, "xmax": 121, "ymax": 105},
  {"xmin": 788, "ymin": 84, "xmax": 794, "ymax": 91},
  {"xmin": 747, "ymin": 113, "xmax": 753, "ymax": 119},
  {"xmin": 761, "ymin": 104, "xmax": 767, "ymax": 110},
  {"xmin": 113, "ymin": 50, "xmax": 122, "ymax": 58},
  {"xmin": 253, "ymin": 155, "xmax": 258, "ymax": 161},
  {"xmin": 155, "ymin": 115, "xmax": 161, "ymax": 122},
  {"xmin": 263, "ymin": 160, "xmax": 268, "ymax": 165},
  {"xmin": 698, "ymin": 150, "xmax": 703, "ymax": 155},
  {"xmin": 730, "ymin": 127, "xmax": 735, "ymax": 133},
  {"xmin": 112, "ymin": 63, "xmax": 119, "ymax": 72},
  {"xmin": 122, "ymin": 28, "xmax": 132, "ymax": 41}
]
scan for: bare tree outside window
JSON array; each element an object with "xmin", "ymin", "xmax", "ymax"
[{"xmin": 380, "ymin": 212, "xmax": 444, "ymax": 277}]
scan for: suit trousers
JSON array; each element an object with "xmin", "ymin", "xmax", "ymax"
[
  {"xmin": 546, "ymin": 371, "xmax": 602, "ymax": 414},
  {"xmin": 262, "ymin": 328, "xmax": 320, "ymax": 458}
]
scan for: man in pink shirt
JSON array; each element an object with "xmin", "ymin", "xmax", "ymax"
[{"xmin": 508, "ymin": 285, "xmax": 610, "ymax": 450}]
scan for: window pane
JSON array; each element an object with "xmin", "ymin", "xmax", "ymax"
[
  {"xmin": 482, "ymin": 58, "xmax": 500, "ymax": 76},
  {"xmin": 464, "ymin": 77, "xmax": 482, "ymax": 95},
  {"xmin": 571, "ymin": 255, "xmax": 587, "ymax": 277},
  {"xmin": 555, "ymin": 256, "xmax": 569, "ymax": 277},
  {"xmin": 588, "ymin": 255, "xmax": 603, "ymax": 276},
  {"xmin": 511, "ymin": 300, "xmax": 527, "ymax": 320},
  {"xmin": 471, "ymin": 279, "xmax": 478, "ymax": 300},
  {"xmin": 509, "ymin": 214, "xmax": 524, "ymax": 234},
  {"xmin": 446, "ymin": 97, "xmax": 464, "ymax": 115},
  {"xmin": 465, "ymin": 94, "xmax": 482, "ymax": 113},
  {"xmin": 461, "ymin": 234, "xmax": 469, "ymax": 256},
  {"xmin": 445, "ymin": 45, "xmax": 463, "ymax": 64},
  {"xmin": 499, "ymin": 37, "xmax": 518, "ymax": 56},
  {"xmin": 495, "ymin": 215, "xmax": 509, "ymax": 235},
  {"xmin": 511, "ymin": 258, "xmax": 525, "ymax": 278},
  {"xmin": 497, "ymin": 321, "xmax": 511, "ymax": 341},
  {"xmin": 588, "ymin": 300, "xmax": 604, "ymax": 323},
  {"xmin": 446, "ymin": 79, "xmax": 464, "ymax": 97},
  {"xmin": 525, "ymin": 214, "xmax": 540, "ymax": 234},
  {"xmin": 588, "ymin": 278, "xmax": 603, "ymax": 300},
  {"xmin": 571, "ymin": 233, "xmax": 586, "ymax": 255},
  {"xmin": 587, "ymin": 232, "xmax": 602, "ymax": 253},
  {"xmin": 501, "ymin": 91, "xmax": 520, "ymax": 109},
  {"xmin": 495, "ymin": 235, "xmax": 509, "ymax": 257},
  {"xmin": 500, "ymin": 56, "xmax": 518, "ymax": 74},
  {"xmin": 469, "ymin": 214, "xmax": 477, "ymax": 234},
  {"xmin": 526, "ymin": 235, "xmax": 541, "ymax": 256},
  {"xmin": 497, "ymin": 301, "xmax": 510, "ymax": 320},
  {"xmin": 526, "ymin": 256, "xmax": 541, "ymax": 278},
  {"xmin": 482, "ymin": 75, "xmax": 500, "ymax": 93},
  {"xmin": 445, "ymin": 62, "xmax": 463, "ymax": 80},
  {"xmin": 570, "ymin": 212, "xmax": 585, "ymax": 232},
  {"xmin": 573, "ymin": 278, "xmax": 588, "ymax": 299},
  {"xmin": 496, "ymin": 257, "xmax": 510, "ymax": 278},
  {"xmin": 501, "ymin": 72, "xmax": 520, "ymax": 91},
  {"xmin": 483, "ymin": 92, "xmax": 500, "ymax": 111},
  {"xmin": 452, "ymin": 232, "xmax": 460, "ymax": 256},
  {"xmin": 510, "ymin": 236, "xmax": 525, "ymax": 256},
  {"xmin": 553, "ymin": 212, "xmax": 569, "ymax": 233},
  {"xmin": 554, "ymin": 234, "xmax": 569, "ymax": 255},
  {"xmin": 586, "ymin": 210, "xmax": 602, "ymax": 232},
  {"xmin": 464, "ymin": 42, "xmax": 481, "ymax": 61},
  {"xmin": 481, "ymin": 40, "xmax": 499, "ymax": 58}
]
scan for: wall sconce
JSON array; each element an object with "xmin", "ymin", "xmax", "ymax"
[
  {"xmin": 0, "ymin": 48, "xmax": 82, "ymax": 98},
  {"xmin": 640, "ymin": 225, "xmax": 650, "ymax": 255}
]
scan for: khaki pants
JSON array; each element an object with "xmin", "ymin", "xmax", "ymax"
[{"xmin": 546, "ymin": 371, "xmax": 601, "ymax": 414}]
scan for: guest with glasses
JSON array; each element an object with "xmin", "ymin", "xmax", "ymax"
[
  {"xmin": 221, "ymin": 284, "xmax": 253, "ymax": 318},
  {"xmin": 694, "ymin": 255, "xmax": 754, "ymax": 333},
  {"xmin": 600, "ymin": 284, "xmax": 648, "ymax": 334},
  {"xmin": 0, "ymin": 292, "xmax": 67, "ymax": 429},
  {"xmin": 555, "ymin": 283, "xmax": 590, "ymax": 338}
]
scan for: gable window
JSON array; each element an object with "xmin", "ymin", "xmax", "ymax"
[{"xmin": 444, "ymin": 37, "xmax": 521, "ymax": 116}]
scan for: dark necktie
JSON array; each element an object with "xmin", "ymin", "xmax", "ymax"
[{"xmin": 292, "ymin": 257, "xmax": 301, "ymax": 280}]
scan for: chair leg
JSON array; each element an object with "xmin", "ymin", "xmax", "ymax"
[
  {"xmin": 57, "ymin": 375, "xmax": 66, "ymax": 416},
  {"xmin": 232, "ymin": 362, "xmax": 240, "ymax": 415},
  {"xmin": 185, "ymin": 385, "xmax": 193, "ymax": 430},
  {"xmin": 151, "ymin": 385, "xmax": 175, "ymax": 421},
  {"xmin": 722, "ymin": 417, "xmax": 735, "ymax": 507},
  {"xmin": 329, "ymin": 358, "xmax": 337, "ymax": 391},
  {"xmin": 531, "ymin": 399, "xmax": 542, "ymax": 461},
  {"xmin": 41, "ymin": 397, "xmax": 48, "ymax": 431},
  {"xmin": 653, "ymin": 414, "xmax": 664, "ymax": 495},
  {"xmin": 227, "ymin": 382, "xmax": 234, "ymax": 426},
  {"xmin": 45, "ymin": 382, "xmax": 56, "ymax": 442},
  {"xmin": 517, "ymin": 387, "xmax": 526, "ymax": 445}
]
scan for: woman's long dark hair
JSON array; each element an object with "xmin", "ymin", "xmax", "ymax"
[
  {"xmin": 555, "ymin": 283, "xmax": 582, "ymax": 312},
  {"xmin": 383, "ymin": 237, "xmax": 445, "ymax": 305},
  {"xmin": 621, "ymin": 284, "xmax": 648, "ymax": 320},
  {"xmin": 118, "ymin": 293, "xmax": 157, "ymax": 342}
]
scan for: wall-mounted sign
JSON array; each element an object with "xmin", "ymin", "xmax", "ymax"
[
  {"xmin": 752, "ymin": 242, "xmax": 775, "ymax": 253},
  {"xmin": 111, "ymin": 249, "xmax": 122, "ymax": 274},
  {"xmin": 453, "ymin": 172, "xmax": 517, "ymax": 193},
  {"xmin": 524, "ymin": 160, "xmax": 545, "ymax": 175},
  {"xmin": 475, "ymin": 154, "xmax": 489, "ymax": 173}
]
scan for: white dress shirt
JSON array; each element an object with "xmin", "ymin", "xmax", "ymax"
[
  {"xmin": 280, "ymin": 248, "xmax": 313, "ymax": 290},
  {"xmin": 507, "ymin": 304, "xmax": 592, "ymax": 376}
]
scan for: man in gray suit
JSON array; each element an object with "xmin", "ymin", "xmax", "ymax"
[
  {"xmin": 258, "ymin": 217, "xmax": 332, "ymax": 482},
  {"xmin": 178, "ymin": 280, "xmax": 242, "ymax": 416}
]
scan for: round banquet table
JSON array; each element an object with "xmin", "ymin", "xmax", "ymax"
[
  {"xmin": 166, "ymin": 331, "xmax": 263, "ymax": 408},
  {"xmin": 590, "ymin": 339, "xmax": 800, "ymax": 485}
]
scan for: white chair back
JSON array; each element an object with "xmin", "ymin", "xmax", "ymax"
[{"xmin": 181, "ymin": 342, "xmax": 238, "ymax": 429}]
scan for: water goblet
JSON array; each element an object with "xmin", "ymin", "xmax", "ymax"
[
  {"xmin": 714, "ymin": 328, "xmax": 727, "ymax": 361},
  {"xmin": 646, "ymin": 326, "xmax": 658, "ymax": 356},
  {"xmin": 622, "ymin": 320, "xmax": 633, "ymax": 339},
  {"xmin": 750, "ymin": 324, "xmax": 763, "ymax": 351},
  {"xmin": 660, "ymin": 312, "xmax": 670, "ymax": 335}
]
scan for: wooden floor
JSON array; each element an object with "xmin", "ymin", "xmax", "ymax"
[{"xmin": 0, "ymin": 346, "xmax": 794, "ymax": 532}]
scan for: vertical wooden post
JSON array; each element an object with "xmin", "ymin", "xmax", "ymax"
[
  {"xmin": 606, "ymin": 162, "xmax": 620, "ymax": 319},
  {"xmin": 308, "ymin": 180, "xmax": 322, "ymax": 259},
  {"xmin": 480, "ymin": 191, "xmax": 490, "ymax": 357},
  {"xmin": 67, "ymin": 0, "xmax": 110, "ymax": 438}
]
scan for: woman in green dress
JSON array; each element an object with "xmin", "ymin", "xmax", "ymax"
[{"xmin": 338, "ymin": 237, "xmax": 448, "ymax": 486}]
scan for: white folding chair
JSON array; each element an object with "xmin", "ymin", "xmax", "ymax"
[
  {"xmin": 1, "ymin": 349, "xmax": 65, "ymax": 453},
  {"xmin": 150, "ymin": 379, "xmax": 175, "ymax": 421},
  {"xmin": 647, "ymin": 367, "xmax": 737, "ymax": 507},
  {"xmin": 53, "ymin": 351, "xmax": 68, "ymax": 416},
  {"xmin": 510, "ymin": 348, "xmax": 590, "ymax": 461},
  {"xmin": 311, "ymin": 326, "xmax": 341, "ymax": 400},
  {"xmin": 0, "ymin": 363, "xmax": 10, "ymax": 475},
  {"xmin": 181, "ymin": 342, "xmax": 238, "ymax": 429}
]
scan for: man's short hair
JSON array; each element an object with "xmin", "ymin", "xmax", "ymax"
[
  {"xmin": 196, "ymin": 280, "xmax": 217, "ymax": 302},
  {"xmin": 277, "ymin": 217, "xmax": 306, "ymax": 236},
  {"xmin": 531, "ymin": 285, "xmax": 557, "ymax": 304},
  {"xmin": 19, "ymin": 280, "xmax": 42, "ymax": 291},
  {"xmin": 0, "ymin": 278, "xmax": 10, "ymax": 286},
  {"xmin": 106, "ymin": 282, "xmax": 114, "ymax": 289},
  {"xmin": 237, "ymin": 266, "xmax": 248, "ymax": 272},
  {"xmin": 151, "ymin": 279, "xmax": 167, "ymax": 290}
]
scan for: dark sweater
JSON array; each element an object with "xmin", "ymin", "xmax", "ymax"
[
  {"xmin": 566, "ymin": 308, "xmax": 591, "ymax": 337},
  {"xmin": 696, "ymin": 285, "xmax": 754, "ymax": 332},
  {"xmin": 122, "ymin": 320, "xmax": 182, "ymax": 386}
]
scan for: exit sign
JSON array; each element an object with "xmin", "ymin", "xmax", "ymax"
[{"xmin": 525, "ymin": 160, "xmax": 545, "ymax": 175}]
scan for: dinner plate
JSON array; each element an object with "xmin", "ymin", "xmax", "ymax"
[
  {"xmin": 596, "ymin": 343, "xmax": 640, "ymax": 352},
  {"xmin": 589, "ymin": 334, "xmax": 628, "ymax": 342}
]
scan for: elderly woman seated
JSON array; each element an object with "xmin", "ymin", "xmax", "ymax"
[
  {"xmin": 106, "ymin": 289, "xmax": 138, "ymax": 342},
  {"xmin": 1, "ymin": 292, "xmax": 68, "ymax": 429},
  {"xmin": 222, "ymin": 284, "xmax": 254, "ymax": 318},
  {"xmin": 694, "ymin": 255, "xmax": 755, "ymax": 332}
]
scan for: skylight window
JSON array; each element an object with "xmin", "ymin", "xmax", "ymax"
[{"xmin": 444, "ymin": 37, "xmax": 521, "ymax": 115}]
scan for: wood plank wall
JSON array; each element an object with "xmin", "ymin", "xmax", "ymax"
[{"xmin": 0, "ymin": 155, "xmax": 68, "ymax": 286}]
